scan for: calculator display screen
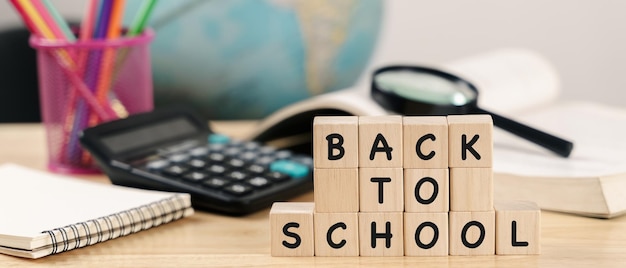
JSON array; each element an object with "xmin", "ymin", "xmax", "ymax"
[{"xmin": 100, "ymin": 118, "xmax": 198, "ymax": 154}]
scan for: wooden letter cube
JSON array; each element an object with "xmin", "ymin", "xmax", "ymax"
[
  {"xmin": 403, "ymin": 116, "xmax": 448, "ymax": 169},
  {"xmin": 449, "ymin": 168, "xmax": 493, "ymax": 212},
  {"xmin": 404, "ymin": 168, "xmax": 449, "ymax": 213},
  {"xmin": 359, "ymin": 116, "xmax": 403, "ymax": 168},
  {"xmin": 314, "ymin": 116, "xmax": 359, "ymax": 168},
  {"xmin": 495, "ymin": 200, "xmax": 541, "ymax": 255},
  {"xmin": 314, "ymin": 168, "xmax": 359, "ymax": 212},
  {"xmin": 270, "ymin": 202, "xmax": 315, "ymax": 256},
  {"xmin": 449, "ymin": 211, "xmax": 495, "ymax": 256},
  {"xmin": 314, "ymin": 212, "xmax": 359, "ymax": 256},
  {"xmin": 359, "ymin": 212, "xmax": 404, "ymax": 256},
  {"xmin": 359, "ymin": 168, "xmax": 403, "ymax": 212},
  {"xmin": 448, "ymin": 115, "xmax": 493, "ymax": 168},
  {"xmin": 404, "ymin": 212, "xmax": 448, "ymax": 256}
]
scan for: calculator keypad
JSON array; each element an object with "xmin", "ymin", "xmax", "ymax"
[{"xmin": 134, "ymin": 136, "xmax": 312, "ymax": 199}]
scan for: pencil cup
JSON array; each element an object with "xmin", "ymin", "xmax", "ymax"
[{"xmin": 30, "ymin": 29, "xmax": 155, "ymax": 174}]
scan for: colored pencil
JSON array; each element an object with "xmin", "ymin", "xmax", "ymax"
[
  {"xmin": 127, "ymin": 0, "xmax": 158, "ymax": 36},
  {"xmin": 9, "ymin": 0, "xmax": 36, "ymax": 32},
  {"xmin": 41, "ymin": 0, "xmax": 76, "ymax": 41}
]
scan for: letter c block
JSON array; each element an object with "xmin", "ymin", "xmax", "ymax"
[
  {"xmin": 314, "ymin": 116, "xmax": 359, "ymax": 168},
  {"xmin": 314, "ymin": 212, "xmax": 359, "ymax": 256},
  {"xmin": 270, "ymin": 202, "xmax": 315, "ymax": 256}
]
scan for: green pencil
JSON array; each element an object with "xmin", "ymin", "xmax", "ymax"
[{"xmin": 127, "ymin": 0, "xmax": 158, "ymax": 36}]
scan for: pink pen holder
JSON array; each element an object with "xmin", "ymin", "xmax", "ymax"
[{"xmin": 30, "ymin": 29, "xmax": 155, "ymax": 174}]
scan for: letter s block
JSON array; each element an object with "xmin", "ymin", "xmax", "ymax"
[
  {"xmin": 314, "ymin": 116, "xmax": 359, "ymax": 168},
  {"xmin": 270, "ymin": 202, "xmax": 315, "ymax": 256},
  {"xmin": 448, "ymin": 115, "xmax": 493, "ymax": 168}
]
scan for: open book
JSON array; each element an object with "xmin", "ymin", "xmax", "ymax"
[
  {"xmin": 0, "ymin": 164, "xmax": 194, "ymax": 259},
  {"xmin": 249, "ymin": 48, "xmax": 626, "ymax": 218}
]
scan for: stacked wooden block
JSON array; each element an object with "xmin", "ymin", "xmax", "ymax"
[{"xmin": 270, "ymin": 115, "xmax": 540, "ymax": 257}]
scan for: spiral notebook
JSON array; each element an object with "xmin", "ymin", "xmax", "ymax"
[{"xmin": 0, "ymin": 164, "xmax": 194, "ymax": 259}]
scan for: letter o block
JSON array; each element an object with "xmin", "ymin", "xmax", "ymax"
[
  {"xmin": 270, "ymin": 202, "xmax": 315, "ymax": 256},
  {"xmin": 314, "ymin": 116, "xmax": 359, "ymax": 168},
  {"xmin": 449, "ymin": 211, "xmax": 495, "ymax": 256}
]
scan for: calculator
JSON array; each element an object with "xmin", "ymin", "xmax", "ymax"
[{"xmin": 79, "ymin": 107, "xmax": 313, "ymax": 215}]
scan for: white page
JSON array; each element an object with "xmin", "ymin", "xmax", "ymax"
[{"xmin": 0, "ymin": 164, "xmax": 187, "ymax": 240}]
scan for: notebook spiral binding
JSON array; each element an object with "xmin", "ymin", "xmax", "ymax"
[{"xmin": 41, "ymin": 194, "xmax": 190, "ymax": 255}]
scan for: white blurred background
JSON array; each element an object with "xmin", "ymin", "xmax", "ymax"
[{"xmin": 1, "ymin": 0, "xmax": 625, "ymax": 107}]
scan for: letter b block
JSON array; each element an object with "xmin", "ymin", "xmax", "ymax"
[
  {"xmin": 270, "ymin": 202, "xmax": 315, "ymax": 256},
  {"xmin": 314, "ymin": 116, "xmax": 359, "ymax": 168},
  {"xmin": 448, "ymin": 115, "xmax": 493, "ymax": 168}
]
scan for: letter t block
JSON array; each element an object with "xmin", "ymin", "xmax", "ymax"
[{"xmin": 314, "ymin": 116, "xmax": 359, "ymax": 168}]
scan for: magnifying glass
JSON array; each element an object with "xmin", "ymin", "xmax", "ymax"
[{"xmin": 371, "ymin": 65, "xmax": 573, "ymax": 158}]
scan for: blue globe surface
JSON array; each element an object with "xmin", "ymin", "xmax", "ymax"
[{"xmin": 126, "ymin": 0, "xmax": 383, "ymax": 119}]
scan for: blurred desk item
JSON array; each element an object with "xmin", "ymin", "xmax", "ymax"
[{"xmin": 1, "ymin": 123, "xmax": 626, "ymax": 267}]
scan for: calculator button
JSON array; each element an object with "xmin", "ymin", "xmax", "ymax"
[
  {"xmin": 146, "ymin": 159, "xmax": 170, "ymax": 171},
  {"xmin": 162, "ymin": 165, "xmax": 188, "ymax": 177},
  {"xmin": 269, "ymin": 160, "xmax": 310, "ymax": 179},
  {"xmin": 189, "ymin": 146, "xmax": 210, "ymax": 157},
  {"xmin": 258, "ymin": 146, "xmax": 276, "ymax": 155},
  {"xmin": 168, "ymin": 153, "xmax": 190, "ymax": 163},
  {"xmin": 274, "ymin": 150, "xmax": 293, "ymax": 159},
  {"xmin": 203, "ymin": 177, "xmax": 230, "ymax": 189},
  {"xmin": 207, "ymin": 153, "xmax": 226, "ymax": 163},
  {"xmin": 226, "ymin": 158, "xmax": 246, "ymax": 169},
  {"xmin": 292, "ymin": 156, "xmax": 314, "ymax": 167},
  {"xmin": 188, "ymin": 159, "xmax": 207, "ymax": 169},
  {"xmin": 247, "ymin": 176, "xmax": 272, "ymax": 188},
  {"xmin": 207, "ymin": 164, "xmax": 228, "ymax": 175},
  {"xmin": 247, "ymin": 164, "xmax": 267, "ymax": 174},
  {"xmin": 242, "ymin": 141, "xmax": 261, "ymax": 150},
  {"xmin": 224, "ymin": 147, "xmax": 243, "ymax": 157},
  {"xmin": 183, "ymin": 171, "xmax": 208, "ymax": 182},
  {"xmin": 223, "ymin": 183, "xmax": 253, "ymax": 196},
  {"xmin": 208, "ymin": 133, "xmax": 231, "ymax": 144},
  {"xmin": 208, "ymin": 143, "xmax": 227, "ymax": 152},
  {"xmin": 265, "ymin": 171, "xmax": 290, "ymax": 182},
  {"xmin": 240, "ymin": 151, "xmax": 259, "ymax": 162},
  {"xmin": 226, "ymin": 171, "xmax": 248, "ymax": 181},
  {"xmin": 255, "ymin": 156, "xmax": 276, "ymax": 166}
]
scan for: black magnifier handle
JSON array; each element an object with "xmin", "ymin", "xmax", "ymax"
[{"xmin": 473, "ymin": 107, "xmax": 574, "ymax": 157}]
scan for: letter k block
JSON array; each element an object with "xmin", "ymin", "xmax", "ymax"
[
  {"xmin": 314, "ymin": 116, "xmax": 359, "ymax": 168},
  {"xmin": 447, "ymin": 115, "xmax": 493, "ymax": 168}
]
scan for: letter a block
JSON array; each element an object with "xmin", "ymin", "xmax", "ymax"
[
  {"xmin": 314, "ymin": 116, "xmax": 359, "ymax": 168},
  {"xmin": 359, "ymin": 116, "xmax": 403, "ymax": 168},
  {"xmin": 449, "ymin": 211, "xmax": 495, "ymax": 256},
  {"xmin": 314, "ymin": 168, "xmax": 359, "ymax": 212},
  {"xmin": 447, "ymin": 115, "xmax": 493, "ymax": 168},
  {"xmin": 359, "ymin": 212, "xmax": 404, "ymax": 256},
  {"xmin": 495, "ymin": 200, "xmax": 541, "ymax": 255},
  {"xmin": 314, "ymin": 212, "xmax": 359, "ymax": 256},
  {"xmin": 270, "ymin": 202, "xmax": 315, "ymax": 256},
  {"xmin": 403, "ymin": 116, "xmax": 448, "ymax": 169},
  {"xmin": 404, "ymin": 212, "xmax": 448, "ymax": 256}
]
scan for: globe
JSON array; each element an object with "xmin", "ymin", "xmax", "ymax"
[{"xmin": 125, "ymin": 0, "xmax": 383, "ymax": 119}]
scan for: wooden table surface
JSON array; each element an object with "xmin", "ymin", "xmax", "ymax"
[{"xmin": 1, "ymin": 123, "xmax": 626, "ymax": 267}]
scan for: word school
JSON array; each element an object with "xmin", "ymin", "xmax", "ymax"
[{"xmin": 270, "ymin": 115, "xmax": 540, "ymax": 257}]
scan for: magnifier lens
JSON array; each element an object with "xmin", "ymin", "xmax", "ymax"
[{"xmin": 374, "ymin": 70, "xmax": 477, "ymax": 106}]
